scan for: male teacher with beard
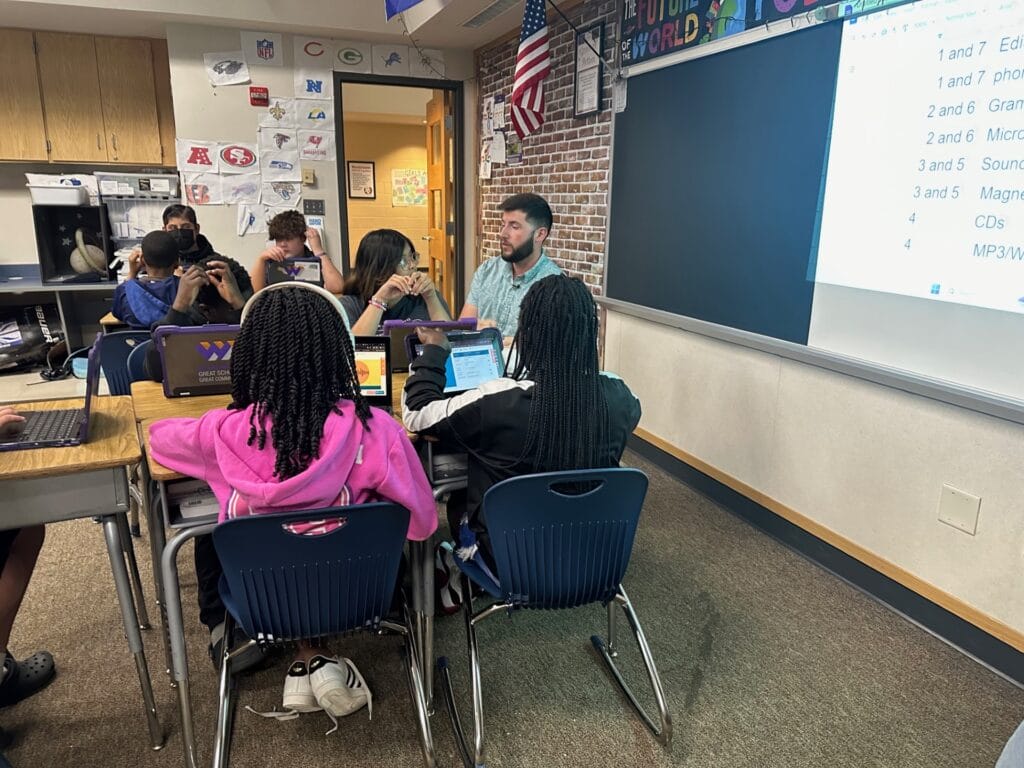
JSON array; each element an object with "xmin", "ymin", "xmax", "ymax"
[{"xmin": 460, "ymin": 193, "xmax": 562, "ymax": 339}]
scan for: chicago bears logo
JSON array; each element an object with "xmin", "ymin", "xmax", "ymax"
[
  {"xmin": 219, "ymin": 145, "xmax": 257, "ymax": 169},
  {"xmin": 196, "ymin": 340, "xmax": 234, "ymax": 362}
]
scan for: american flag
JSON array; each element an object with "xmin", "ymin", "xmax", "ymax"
[{"xmin": 511, "ymin": 0, "xmax": 551, "ymax": 139}]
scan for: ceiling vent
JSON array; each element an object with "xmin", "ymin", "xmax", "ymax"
[{"xmin": 462, "ymin": 0, "xmax": 521, "ymax": 28}]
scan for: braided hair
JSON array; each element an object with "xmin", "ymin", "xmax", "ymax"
[
  {"xmin": 229, "ymin": 287, "xmax": 371, "ymax": 480},
  {"xmin": 507, "ymin": 275, "xmax": 609, "ymax": 473}
]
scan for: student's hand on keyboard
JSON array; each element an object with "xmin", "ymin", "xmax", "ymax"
[
  {"xmin": 172, "ymin": 265, "xmax": 209, "ymax": 312},
  {"xmin": 0, "ymin": 408, "xmax": 26, "ymax": 437},
  {"xmin": 415, "ymin": 326, "xmax": 451, "ymax": 352}
]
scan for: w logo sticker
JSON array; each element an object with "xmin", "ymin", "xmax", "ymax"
[
  {"xmin": 285, "ymin": 265, "xmax": 303, "ymax": 276},
  {"xmin": 197, "ymin": 340, "xmax": 234, "ymax": 362}
]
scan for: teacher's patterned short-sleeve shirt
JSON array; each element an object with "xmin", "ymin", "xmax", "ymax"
[{"xmin": 466, "ymin": 250, "xmax": 562, "ymax": 337}]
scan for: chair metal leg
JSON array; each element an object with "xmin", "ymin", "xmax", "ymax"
[
  {"xmin": 401, "ymin": 629, "xmax": 437, "ymax": 768},
  {"xmin": 212, "ymin": 613, "xmax": 237, "ymax": 768},
  {"xmin": 116, "ymin": 510, "xmax": 151, "ymax": 630},
  {"xmin": 438, "ymin": 657, "xmax": 473, "ymax": 768},
  {"xmin": 606, "ymin": 599, "xmax": 619, "ymax": 656},
  {"xmin": 591, "ymin": 585, "xmax": 672, "ymax": 747}
]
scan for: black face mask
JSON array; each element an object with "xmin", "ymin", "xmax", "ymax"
[{"xmin": 168, "ymin": 228, "xmax": 196, "ymax": 252}]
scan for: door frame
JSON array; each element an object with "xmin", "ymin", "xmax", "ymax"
[{"xmin": 333, "ymin": 72, "xmax": 465, "ymax": 309}]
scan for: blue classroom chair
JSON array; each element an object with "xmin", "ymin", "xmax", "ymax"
[
  {"xmin": 98, "ymin": 330, "xmax": 150, "ymax": 396},
  {"xmin": 126, "ymin": 339, "xmax": 152, "ymax": 385},
  {"xmin": 211, "ymin": 504, "xmax": 435, "ymax": 768},
  {"xmin": 438, "ymin": 468, "xmax": 671, "ymax": 768}
]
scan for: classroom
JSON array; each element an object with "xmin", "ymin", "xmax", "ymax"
[{"xmin": 0, "ymin": 0, "xmax": 1022, "ymax": 766}]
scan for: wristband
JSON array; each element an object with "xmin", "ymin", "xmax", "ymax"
[{"xmin": 368, "ymin": 297, "xmax": 388, "ymax": 311}]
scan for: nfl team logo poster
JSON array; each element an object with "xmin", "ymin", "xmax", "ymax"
[{"xmin": 241, "ymin": 31, "xmax": 283, "ymax": 67}]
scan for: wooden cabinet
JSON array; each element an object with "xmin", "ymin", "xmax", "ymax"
[
  {"xmin": 94, "ymin": 37, "xmax": 162, "ymax": 163},
  {"xmin": 0, "ymin": 29, "xmax": 49, "ymax": 161},
  {"xmin": 35, "ymin": 32, "xmax": 109, "ymax": 162},
  {"xmin": 2, "ymin": 29, "xmax": 174, "ymax": 165}
]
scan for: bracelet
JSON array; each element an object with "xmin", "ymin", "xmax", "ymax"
[{"xmin": 368, "ymin": 297, "xmax": 388, "ymax": 311}]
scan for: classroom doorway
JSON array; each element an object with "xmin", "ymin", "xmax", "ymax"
[{"xmin": 336, "ymin": 80, "xmax": 462, "ymax": 313}]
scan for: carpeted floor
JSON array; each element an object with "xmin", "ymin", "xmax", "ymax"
[{"xmin": 2, "ymin": 450, "xmax": 1021, "ymax": 767}]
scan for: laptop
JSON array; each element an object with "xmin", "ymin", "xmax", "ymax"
[
  {"xmin": 265, "ymin": 258, "xmax": 324, "ymax": 287},
  {"xmin": 354, "ymin": 335, "xmax": 393, "ymax": 413},
  {"xmin": 0, "ymin": 334, "xmax": 102, "ymax": 452},
  {"xmin": 155, "ymin": 324, "xmax": 240, "ymax": 397},
  {"xmin": 382, "ymin": 318, "xmax": 477, "ymax": 372},
  {"xmin": 405, "ymin": 327, "xmax": 504, "ymax": 396}
]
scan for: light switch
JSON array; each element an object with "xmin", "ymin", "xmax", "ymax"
[
  {"xmin": 301, "ymin": 167, "xmax": 316, "ymax": 185},
  {"xmin": 937, "ymin": 483, "xmax": 981, "ymax": 535}
]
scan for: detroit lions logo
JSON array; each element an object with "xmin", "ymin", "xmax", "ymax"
[{"xmin": 383, "ymin": 52, "xmax": 402, "ymax": 67}]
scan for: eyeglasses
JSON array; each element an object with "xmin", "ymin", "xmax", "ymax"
[{"xmin": 397, "ymin": 253, "xmax": 420, "ymax": 272}]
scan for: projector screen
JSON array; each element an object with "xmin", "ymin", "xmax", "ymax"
[{"xmin": 809, "ymin": 0, "xmax": 1024, "ymax": 401}]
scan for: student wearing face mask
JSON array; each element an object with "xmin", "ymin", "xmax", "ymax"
[{"xmin": 459, "ymin": 193, "xmax": 562, "ymax": 339}]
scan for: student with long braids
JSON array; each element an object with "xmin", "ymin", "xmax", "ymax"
[
  {"xmin": 149, "ymin": 282, "xmax": 436, "ymax": 726},
  {"xmin": 403, "ymin": 274, "xmax": 641, "ymax": 572}
]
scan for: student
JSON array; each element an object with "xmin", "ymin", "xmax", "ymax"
[
  {"xmin": 404, "ymin": 275, "xmax": 641, "ymax": 571},
  {"xmin": 459, "ymin": 193, "xmax": 563, "ymax": 339},
  {"xmin": 111, "ymin": 230, "xmax": 180, "ymax": 329},
  {"xmin": 252, "ymin": 210, "xmax": 344, "ymax": 294},
  {"xmin": 148, "ymin": 283, "xmax": 436, "ymax": 721},
  {"xmin": 0, "ymin": 409, "xmax": 56, "ymax": 711},
  {"xmin": 340, "ymin": 229, "xmax": 451, "ymax": 335},
  {"xmin": 161, "ymin": 203, "xmax": 220, "ymax": 267}
]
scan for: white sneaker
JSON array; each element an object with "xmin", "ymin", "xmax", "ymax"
[
  {"xmin": 309, "ymin": 655, "xmax": 372, "ymax": 720},
  {"xmin": 245, "ymin": 660, "xmax": 320, "ymax": 724}
]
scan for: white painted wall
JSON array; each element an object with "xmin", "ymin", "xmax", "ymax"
[
  {"xmin": 604, "ymin": 309, "xmax": 1024, "ymax": 636},
  {"xmin": 165, "ymin": 23, "xmax": 475, "ymax": 279}
]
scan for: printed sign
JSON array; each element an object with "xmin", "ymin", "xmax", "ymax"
[
  {"xmin": 218, "ymin": 143, "xmax": 259, "ymax": 173},
  {"xmin": 299, "ymin": 100, "xmax": 334, "ymax": 130},
  {"xmin": 176, "ymin": 139, "xmax": 220, "ymax": 173},
  {"xmin": 241, "ymin": 31, "xmax": 283, "ymax": 67},
  {"xmin": 295, "ymin": 69, "xmax": 333, "ymax": 100},
  {"xmin": 298, "ymin": 130, "xmax": 336, "ymax": 162},
  {"xmin": 259, "ymin": 97, "xmax": 298, "ymax": 129},
  {"xmin": 372, "ymin": 44, "xmax": 410, "ymax": 76},
  {"xmin": 333, "ymin": 40, "xmax": 372, "ymax": 73}
]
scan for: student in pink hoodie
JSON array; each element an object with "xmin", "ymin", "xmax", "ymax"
[{"xmin": 149, "ymin": 281, "xmax": 436, "ymax": 725}]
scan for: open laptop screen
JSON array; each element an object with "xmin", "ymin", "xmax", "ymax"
[
  {"xmin": 353, "ymin": 336, "xmax": 392, "ymax": 410},
  {"xmin": 406, "ymin": 328, "xmax": 504, "ymax": 395}
]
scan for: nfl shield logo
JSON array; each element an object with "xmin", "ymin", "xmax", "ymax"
[{"xmin": 256, "ymin": 38, "xmax": 275, "ymax": 61}]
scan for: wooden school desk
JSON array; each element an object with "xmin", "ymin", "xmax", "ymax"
[
  {"xmin": 0, "ymin": 395, "xmax": 164, "ymax": 752},
  {"xmin": 100, "ymin": 312, "xmax": 127, "ymax": 333},
  {"xmin": 132, "ymin": 373, "xmax": 446, "ymax": 768}
]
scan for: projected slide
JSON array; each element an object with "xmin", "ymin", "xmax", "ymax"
[{"xmin": 815, "ymin": 0, "xmax": 1024, "ymax": 314}]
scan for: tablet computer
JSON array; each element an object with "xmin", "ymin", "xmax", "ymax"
[
  {"xmin": 383, "ymin": 318, "xmax": 477, "ymax": 372},
  {"xmin": 405, "ymin": 327, "xmax": 504, "ymax": 395}
]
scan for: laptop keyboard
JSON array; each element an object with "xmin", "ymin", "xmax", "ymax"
[{"xmin": 19, "ymin": 408, "xmax": 84, "ymax": 443}]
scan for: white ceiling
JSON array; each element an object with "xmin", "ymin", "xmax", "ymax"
[
  {"xmin": 0, "ymin": 0, "xmax": 571, "ymax": 49},
  {"xmin": 342, "ymin": 83, "xmax": 433, "ymax": 124}
]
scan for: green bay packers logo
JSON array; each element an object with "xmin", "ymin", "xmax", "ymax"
[{"xmin": 337, "ymin": 47, "xmax": 363, "ymax": 66}]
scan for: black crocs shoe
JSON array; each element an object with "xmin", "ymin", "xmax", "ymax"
[{"xmin": 0, "ymin": 650, "xmax": 56, "ymax": 708}]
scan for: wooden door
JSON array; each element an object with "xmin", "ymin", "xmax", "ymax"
[
  {"xmin": 0, "ymin": 30, "xmax": 48, "ymax": 161},
  {"xmin": 150, "ymin": 39, "xmax": 177, "ymax": 167},
  {"xmin": 95, "ymin": 37, "xmax": 162, "ymax": 163},
  {"xmin": 425, "ymin": 90, "xmax": 456, "ymax": 311},
  {"xmin": 35, "ymin": 32, "xmax": 108, "ymax": 162}
]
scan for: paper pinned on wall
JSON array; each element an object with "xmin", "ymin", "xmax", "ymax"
[
  {"xmin": 176, "ymin": 139, "xmax": 220, "ymax": 173},
  {"xmin": 182, "ymin": 173, "xmax": 224, "ymax": 205},
  {"xmin": 294, "ymin": 69, "xmax": 333, "ymax": 100},
  {"xmin": 261, "ymin": 183, "xmax": 301, "ymax": 209},
  {"xmin": 240, "ymin": 31, "xmax": 283, "ymax": 67},
  {"xmin": 222, "ymin": 174, "xmax": 262, "ymax": 205},
  {"xmin": 203, "ymin": 51, "xmax": 250, "ymax": 86},
  {"xmin": 409, "ymin": 48, "xmax": 445, "ymax": 78},
  {"xmin": 371, "ymin": 44, "xmax": 410, "ymax": 76},
  {"xmin": 259, "ymin": 97, "xmax": 298, "ymax": 129},
  {"xmin": 258, "ymin": 128, "xmax": 296, "ymax": 152},
  {"xmin": 298, "ymin": 100, "xmax": 333, "ymax": 131},
  {"xmin": 237, "ymin": 203, "xmax": 268, "ymax": 236},
  {"xmin": 217, "ymin": 142, "xmax": 259, "ymax": 174},
  {"xmin": 490, "ymin": 131, "xmax": 507, "ymax": 165},
  {"xmin": 298, "ymin": 130, "xmax": 336, "ymax": 162},
  {"xmin": 482, "ymin": 96, "xmax": 495, "ymax": 138},
  {"xmin": 260, "ymin": 148, "xmax": 301, "ymax": 181},
  {"xmin": 479, "ymin": 138, "xmax": 492, "ymax": 180},
  {"xmin": 333, "ymin": 40, "xmax": 372, "ymax": 73},
  {"xmin": 506, "ymin": 131, "xmax": 523, "ymax": 166},
  {"xmin": 294, "ymin": 36, "xmax": 331, "ymax": 68},
  {"xmin": 391, "ymin": 169, "xmax": 427, "ymax": 207}
]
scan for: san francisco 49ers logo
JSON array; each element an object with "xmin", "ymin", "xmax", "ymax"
[{"xmin": 219, "ymin": 145, "xmax": 257, "ymax": 169}]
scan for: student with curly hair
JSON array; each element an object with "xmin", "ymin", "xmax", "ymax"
[
  {"xmin": 341, "ymin": 228, "xmax": 450, "ymax": 335},
  {"xmin": 252, "ymin": 210, "xmax": 344, "ymax": 294},
  {"xmin": 149, "ymin": 283, "xmax": 436, "ymax": 722}
]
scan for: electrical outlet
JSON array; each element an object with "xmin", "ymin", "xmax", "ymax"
[
  {"xmin": 301, "ymin": 167, "xmax": 317, "ymax": 186},
  {"xmin": 937, "ymin": 483, "xmax": 981, "ymax": 535},
  {"xmin": 303, "ymin": 199, "xmax": 325, "ymax": 216}
]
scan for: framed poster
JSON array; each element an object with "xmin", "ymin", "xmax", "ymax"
[
  {"xmin": 574, "ymin": 22, "xmax": 604, "ymax": 118},
  {"xmin": 347, "ymin": 160, "xmax": 376, "ymax": 199}
]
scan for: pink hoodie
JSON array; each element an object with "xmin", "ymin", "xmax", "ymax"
[{"xmin": 148, "ymin": 401, "xmax": 437, "ymax": 541}]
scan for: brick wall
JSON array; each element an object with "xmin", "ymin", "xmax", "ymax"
[{"xmin": 475, "ymin": 0, "xmax": 618, "ymax": 295}]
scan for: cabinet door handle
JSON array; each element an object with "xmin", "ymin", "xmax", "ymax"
[
  {"xmin": 96, "ymin": 133, "xmax": 102, "ymax": 150},
  {"xmin": 111, "ymin": 134, "xmax": 118, "ymax": 152}
]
